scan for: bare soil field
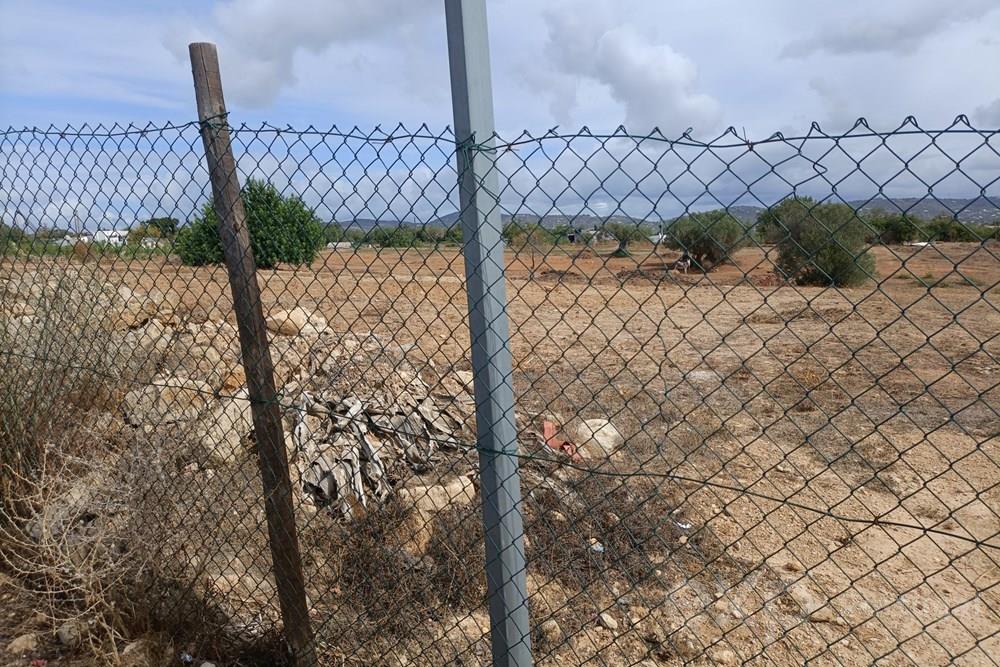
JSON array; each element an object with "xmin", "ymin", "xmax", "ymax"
[{"xmin": 2, "ymin": 241, "xmax": 998, "ymax": 666}]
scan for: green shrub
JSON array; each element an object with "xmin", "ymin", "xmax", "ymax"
[
  {"xmin": 924, "ymin": 215, "xmax": 998, "ymax": 242},
  {"xmin": 664, "ymin": 210, "xmax": 747, "ymax": 270},
  {"xmin": 765, "ymin": 197, "xmax": 875, "ymax": 287},
  {"xmin": 866, "ymin": 211, "xmax": 921, "ymax": 245},
  {"xmin": 603, "ymin": 221, "xmax": 654, "ymax": 257},
  {"xmin": 176, "ymin": 180, "xmax": 323, "ymax": 268}
]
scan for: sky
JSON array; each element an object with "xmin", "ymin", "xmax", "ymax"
[
  {"xmin": 3, "ymin": 0, "xmax": 1000, "ymax": 135},
  {"xmin": 2, "ymin": 0, "xmax": 1000, "ymax": 227}
]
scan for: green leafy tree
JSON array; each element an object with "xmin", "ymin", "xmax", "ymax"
[
  {"xmin": 324, "ymin": 222, "xmax": 346, "ymax": 244},
  {"xmin": 865, "ymin": 210, "xmax": 920, "ymax": 245},
  {"xmin": 176, "ymin": 180, "xmax": 324, "ymax": 268},
  {"xmin": 603, "ymin": 221, "xmax": 653, "ymax": 257},
  {"xmin": 145, "ymin": 217, "xmax": 178, "ymax": 238},
  {"xmin": 923, "ymin": 214, "xmax": 997, "ymax": 242},
  {"xmin": 766, "ymin": 197, "xmax": 875, "ymax": 287},
  {"xmin": 664, "ymin": 210, "xmax": 746, "ymax": 269}
]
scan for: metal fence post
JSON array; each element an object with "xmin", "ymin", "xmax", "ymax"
[
  {"xmin": 188, "ymin": 42, "xmax": 316, "ymax": 667},
  {"xmin": 444, "ymin": 2, "xmax": 533, "ymax": 666}
]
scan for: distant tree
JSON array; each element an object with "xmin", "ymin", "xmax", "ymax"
[
  {"xmin": 765, "ymin": 197, "xmax": 875, "ymax": 287},
  {"xmin": 176, "ymin": 179, "xmax": 323, "ymax": 268},
  {"xmin": 443, "ymin": 224, "xmax": 463, "ymax": 244},
  {"xmin": 924, "ymin": 214, "xmax": 997, "ymax": 242},
  {"xmin": 32, "ymin": 227, "xmax": 68, "ymax": 240},
  {"xmin": 603, "ymin": 221, "xmax": 654, "ymax": 257},
  {"xmin": 550, "ymin": 223, "xmax": 575, "ymax": 244},
  {"xmin": 323, "ymin": 222, "xmax": 346, "ymax": 244},
  {"xmin": 145, "ymin": 217, "xmax": 178, "ymax": 238},
  {"xmin": 127, "ymin": 224, "xmax": 161, "ymax": 247},
  {"xmin": 665, "ymin": 210, "xmax": 746, "ymax": 270},
  {"xmin": 865, "ymin": 210, "xmax": 920, "ymax": 245},
  {"xmin": 0, "ymin": 218, "xmax": 25, "ymax": 243}
]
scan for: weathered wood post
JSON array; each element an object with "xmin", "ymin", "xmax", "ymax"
[{"xmin": 188, "ymin": 42, "xmax": 315, "ymax": 667}]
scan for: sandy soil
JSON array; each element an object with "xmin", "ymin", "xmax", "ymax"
[{"xmin": 3, "ymin": 241, "xmax": 997, "ymax": 666}]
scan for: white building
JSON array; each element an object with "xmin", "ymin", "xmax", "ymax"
[
  {"xmin": 57, "ymin": 233, "xmax": 92, "ymax": 247},
  {"xmin": 93, "ymin": 229, "xmax": 128, "ymax": 246}
]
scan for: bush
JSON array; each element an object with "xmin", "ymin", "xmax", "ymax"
[
  {"xmin": 765, "ymin": 197, "xmax": 875, "ymax": 287},
  {"xmin": 866, "ymin": 211, "xmax": 921, "ymax": 245},
  {"xmin": 176, "ymin": 180, "xmax": 323, "ymax": 268},
  {"xmin": 664, "ymin": 210, "xmax": 747, "ymax": 270},
  {"xmin": 924, "ymin": 215, "xmax": 998, "ymax": 242},
  {"xmin": 604, "ymin": 221, "xmax": 654, "ymax": 257}
]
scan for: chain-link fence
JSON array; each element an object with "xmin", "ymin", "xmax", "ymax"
[{"xmin": 1, "ymin": 113, "xmax": 998, "ymax": 666}]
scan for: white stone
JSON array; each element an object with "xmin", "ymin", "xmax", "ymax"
[
  {"xmin": 598, "ymin": 612, "xmax": 619, "ymax": 631},
  {"xmin": 574, "ymin": 419, "xmax": 624, "ymax": 455},
  {"xmin": 266, "ymin": 307, "xmax": 327, "ymax": 336},
  {"xmin": 540, "ymin": 619, "xmax": 561, "ymax": 643},
  {"xmin": 5, "ymin": 633, "xmax": 38, "ymax": 654},
  {"xmin": 198, "ymin": 389, "xmax": 253, "ymax": 464}
]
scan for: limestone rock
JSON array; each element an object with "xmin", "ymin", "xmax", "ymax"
[
  {"xmin": 197, "ymin": 389, "xmax": 253, "ymax": 464},
  {"xmin": 598, "ymin": 612, "xmax": 618, "ymax": 631},
  {"xmin": 574, "ymin": 419, "xmax": 624, "ymax": 456},
  {"xmin": 539, "ymin": 619, "xmax": 561, "ymax": 643},
  {"xmin": 123, "ymin": 375, "xmax": 214, "ymax": 426},
  {"xmin": 5, "ymin": 633, "xmax": 38, "ymax": 654},
  {"xmin": 56, "ymin": 618, "xmax": 85, "ymax": 647},
  {"xmin": 712, "ymin": 648, "xmax": 738, "ymax": 666},
  {"xmin": 398, "ymin": 475, "xmax": 477, "ymax": 514},
  {"xmin": 266, "ymin": 307, "xmax": 327, "ymax": 337}
]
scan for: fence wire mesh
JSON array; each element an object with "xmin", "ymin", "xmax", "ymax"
[{"xmin": 0, "ymin": 117, "xmax": 998, "ymax": 666}]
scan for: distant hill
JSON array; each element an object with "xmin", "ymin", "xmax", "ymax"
[
  {"xmin": 849, "ymin": 197, "xmax": 1000, "ymax": 223},
  {"xmin": 334, "ymin": 196, "xmax": 1000, "ymax": 230}
]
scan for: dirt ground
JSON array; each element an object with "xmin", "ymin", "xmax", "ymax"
[{"xmin": 3, "ymin": 241, "xmax": 998, "ymax": 666}]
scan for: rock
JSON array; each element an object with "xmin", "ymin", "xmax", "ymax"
[
  {"xmin": 678, "ymin": 534, "xmax": 688, "ymax": 545},
  {"xmin": 539, "ymin": 619, "xmax": 561, "ymax": 643},
  {"xmin": 113, "ymin": 286, "xmax": 178, "ymax": 330},
  {"xmin": 198, "ymin": 389, "xmax": 253, "ymax": 464},
  {"xmin": 398, "ymin": 475, "xmax": 477, "ymax": 514},
  {"xmin": 574, "ymin": 419, "xmax": 623, "ymax": 456},
  {"xmin": 122, "ymin": 638, "xmax": 157, "ymax": 667},
  {"xmin": 56, "ymin": 619, "xmax": 85, "ymax": 647},
  {"xmin": 712, "ymin": 648, "xmax": 738, "ymax": 666},
  {"xmin": 5, "ymin": 633, "xmax": 38, "ymax": 654},
  {"xmin": 597, "ymin": 612, "xmax": 619, "ymax": 631},
  {"xmin": 809, "ymin": 606, "xmax": 840, "ymax": 624},
  {"xmin": 123, "ymin": 375, "xmax": 214, "ymax": 426},
  {"xmin": 200, "ymin": 663, "xmax": 217, "ymax": 667},
  {"xmin": 671, "ymin": 628, "xmax": 701, "ymax": 659},
  {"xmin": 221, "ymin": 366, "xmax": 247, "ymax": 391},
  {"xmin": 266, "ymin": 307, "xmax": 327, "ymax": 337},
  {"xmin": 788, "ymin": 583, "xmax": 826, "ymax": 616}
]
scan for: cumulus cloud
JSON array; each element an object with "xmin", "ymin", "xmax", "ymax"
[
  {"xmin": 539, "ymin": 8, "xmax": 721, "ymax": 135},
  {"xmin": 782, "ymin": 0, "xmax": 999, "ymax": 57},
  {"xmin": 975, "ymin": 98, "xmax": 1000, "ymax": 127},
  {"xmin": 166, "ymin": 0, "xmax": 439, "ymax": 107}
]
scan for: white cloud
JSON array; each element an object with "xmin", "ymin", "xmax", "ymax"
[
  {"xmin": 167, "ymin": 0, "xmax": 440, "ymax": 108},
  {"xmin": 538, "ymin": 8, "xmax": 721, "ymax": 135},
  {"xmin": 975, "ymin": 99, "xmax": 1000, "ymax": 127},
  {"xmin": 782, "ymin": 0, "xmax": 999, "ymax": 57}
]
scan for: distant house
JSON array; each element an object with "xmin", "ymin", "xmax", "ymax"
[
  {"xmin": 93, "ymin": 229, "xmax": 128, "ymax": 246},
  {"xmin": 326, "ymin": 241, "xmax": 353, "ymax": 250},
  {"xmin": 57, "ymin": 233, "xmax": 92, "ymax": 247}
]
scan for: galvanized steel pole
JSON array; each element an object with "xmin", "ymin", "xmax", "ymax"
[{"xmin": 443, "ymin": 2, "xmax": 533, "ymax": 665}]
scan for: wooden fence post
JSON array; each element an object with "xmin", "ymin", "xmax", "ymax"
[{"xmin": 188, "ymin": 42, "xmax": 316, "ymax": 667}]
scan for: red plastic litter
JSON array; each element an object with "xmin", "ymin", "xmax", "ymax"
[{"xmin": 542, "ymin": 420, "xmax": 583, "ymax": 463}]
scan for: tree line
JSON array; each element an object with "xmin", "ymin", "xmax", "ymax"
[{"xmin": 4, "ymin": 181, "xmax": 997, "ymax": 287}]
